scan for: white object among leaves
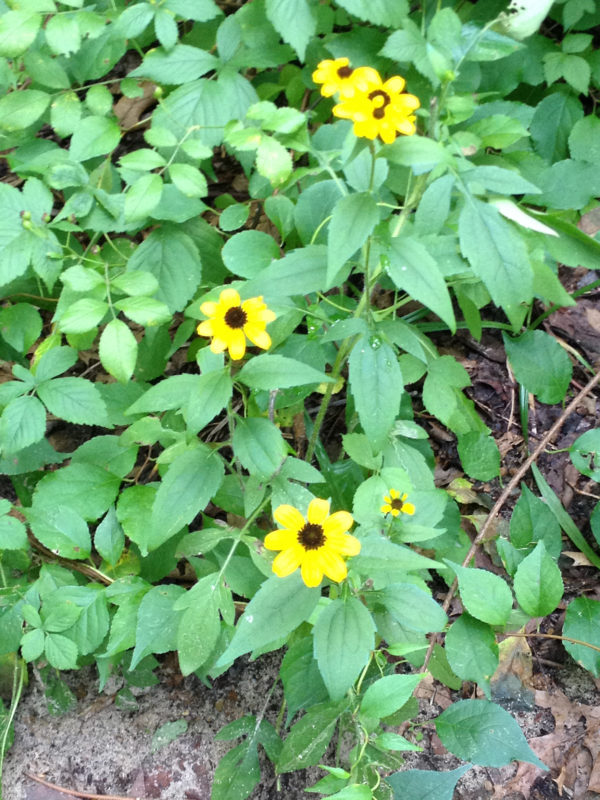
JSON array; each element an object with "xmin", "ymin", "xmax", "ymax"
[{"xmin": 498, "ymin": 0, "xmax": 555, "ymax": 40}]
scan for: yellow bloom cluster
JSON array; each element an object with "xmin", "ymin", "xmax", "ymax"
[
  {"xmin": 312, "ymin": 57, "xmax": 420, "ymax": 144},
  {"xmin": 197, "ymin": 288, "xmax": 276, "ymax": 361}
]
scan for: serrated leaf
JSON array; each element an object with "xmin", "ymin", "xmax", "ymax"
[
  {"xmin": 69, "ymin": 116, "xmax": 121, "ymax": 161},
  {"xmin": 277, "ymin": 699, "xmax": 347, "ymax": 773},
  {"xmin": 0, "ymin": 89, "xmax": 50, "ymax": 132},
  {"xmin": 265, "ymin": 0, "xmax": 316, "ymax": 59},
  {"xmin": 0, "ymin": 395, "xmax": 46, "ymax": 454},
  {"xmin": 37, "ymin": 377, "xmax": 108, "ymax": 425},
  {"xmin": 95, "ymin": 506, "xmax": 125, "ymax": 566},
  {"xmin": 0, "ymin": 10, "xmax": 42, "ymax": 57},
  {"xmin": 25, "ymin": 505, "xmax": 91, "ymax": 560},
  {"xmin": 58, "ymin": 298, "xmax": 108, "ymax": 334},
  {"xmin": 131, "ymin": 44, "xmax": 218, "ymax": 84},
  {"xmin": 124, "ymin": 173, "xmax": 163, "ymax": 222},
  {"xmin": 386, "ymin": 765, "xmax": 472, "ymax": 800},
  {"xmin": 232, "ymin": 417, "xmax": 287, "ymax": 480},
  {"xmin": 45, "ymin": 632, "xmax": 79, "ymax": 670},
  {"xmin": 177, "ymin": 592, "xmax": 220, "ymax": 675},
  {"xmin": 130, "ymin": 584, "xmax": 185, "ymax": 669},
  {"xmin": 256, "ymin": 136, "xmax": 293, "ymax": 187},
  {"xmin": 360, "ymin": 673, "xmax": 422, "ymax": 721},
  {"xmin": 327, "ymin": 193, "xmax": 379, "ymax": 287},
  {"xmin": 99, "ymin": 319, "xmax": 138, "ymax": 383}
]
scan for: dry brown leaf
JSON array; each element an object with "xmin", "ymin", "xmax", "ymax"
[{"xmin": 114, "ymin": 81, "xmax": 157, "ymax": 130}]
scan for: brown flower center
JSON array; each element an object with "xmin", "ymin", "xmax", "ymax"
[
  {"xmin": 224, "ymin": 306, "xmax": 247, "ymax": 329},
  {"xmin": 369, "ymin": 89, "xmax": 390, "ymax": 120},
  {"xmin": 337, "ymin": 65, "xmax": 353, "ymax": 79},
  {"xmin": 391, "ymin": 498, "xmax": 404, "ymax": 512},
  {"xmin": 298, "ymin": 523, "xmax": 326, "ymax": 551}
]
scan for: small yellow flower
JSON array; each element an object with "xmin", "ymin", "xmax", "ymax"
[
  {"xmin": 196, "ymin": 288, "xmax": 276, "ymax": 361},
  {"xmin": 264, "ymin": 498, "xmax": 360, "ymax": 588},
  {"xmin": 333, "ymin": 73, "xmax": 420, "ymax": 144},
  {"xmin": 312, "ymin": 57, "xmax": 380, "ymax": 99},
  {"xmin": 381, "ymin": 489, "xmax": 415, "ymax": 517}
]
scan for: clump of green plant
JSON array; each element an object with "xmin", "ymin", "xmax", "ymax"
[{"xmin": 1, "ymin": 0, "xmax": 600, "ymax": 798}]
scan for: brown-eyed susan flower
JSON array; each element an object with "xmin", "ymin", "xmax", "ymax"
[
  {"xmin": 333, "ymin": 73, "xmax": 420, "ymax": 144},
  {"xmin": 381, "ymin": 489, "xmax": 415, "ymax": 517},
  {"xmin": 312, "ymin": 57, "xmax": 379, "ymax": 99},
  {"xmin": 197, "ymin": 288, "xmax": 276, "ymax": 361},
  {"xmin": 264, "ymin": 498, "xmax": 360, "ymax": 588}
]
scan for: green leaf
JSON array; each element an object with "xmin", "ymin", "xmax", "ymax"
[
  {"xmin": 0, "ymin": 89, "xmax": 50, "ymax": 132},
  {"xmin": 513, "ymin": 541, "xmax": 563, "ymax": 617},
  {"xmin": 37, "ymin": 377, "xmax": 108, "ymax": 425},
  {"xmin": 25, "ymin": 505, "xmax": 91, "ymax": 560},
  {"xmin": 386, "ymin": 765, "xmax": 472, "ymax": 800},
  {"xmin": 0, "ymin": 10, "xmax": 42, "ymax": 57},
  {"xmin": 232, "ymin": 417, "xmax": 287, "ymax": 480},
  {"xmin": 360, "ymin": 673, "xmax": 422, "ymax": 721},
  {"xmin": 569, "ymin": 115, "xmax": 600, "ymax": 165},
  {"xmin": 457, "ymin": 432, "xmax": 500, "ymax": 481},
  {"xmin": 337, "ymin": 0, "xmax": 407, "ymax": 24},
  {"xmin": 280, "ymin": 637, "xmax": 329, "ymax": 720},
  {"xmin": 0, "ymin": 514, "xmax": 28, "ymax": 550},
  {"xmin": 126, "ymin": 374, "xmax": 201, "ymax": 414},
  {"xmin": 469, "ymin": 115, "xmax": 528, "ymax": 149},
  {"xmin": 381, "ymin": 135, "xmax": 449, "ymax": 174},
  {"xmin": 237, "ymin": 354, "xmax": 333, "ymax": 391},
  {"xmin": 458, "ymin": 197, "xmax": 532, "ymax": 327},
  {"xmin": 21, "ymin": 628, "xmax": 45, "ymax": 662},
  {"xmin": 446, "ymin": 561, "xmax": 513, "ymax": 626},
  {"xmin": 169, "ymin": 163, "xmax": 207, "ymax": 198},
  {"xmin": 33, "ymin": 463, "xmax": 121, "ymax": 521},
  {"xmin": 349, "ymin": 336, "xmax": 403, "ymax": 451},
  {"xmin": 154, "ymin": 7, "xmax": 178, "ymax": 50},
  {"xmin": 95, "ymin": 506, "xmax": 125, "ymax": 566},
  {"xmin": 530, "ymin": 92, "xmax": 582, "ymax": 162},
  {"xmin": 509, "ymin": 484, "xmax": 562, "ymax": 559},
  {"xmin": 0, "ymin": 395, "xmax": 46, "ymax": 454},
  {"xmin": 570, "ymin": 429, "xmax": 600, "ymax": 481},
  {"xmin": 313, "ymin": 597, "xmax": 375, "ymax": 701},
  {"xmin": 342, "ymin": 433, "xmax": 382, "ymax": 471},
  {"xmin": 503, "ymin": 330, "xmax": 571, "ymax": 404},
  {"xmin": 45, "ymin": 13, "xmax": 80, "ymax": 56},
  {"xmin": 414, "ymin": 174, "xmax": 455, "ymax": 235},
  {"xmin": 563, "ymin": 597, "xmax": 600, "ymax": 677},
  {"xmin": 256, "ymin": 136, "xmax": 293, "ymax": 187},
  {"xmin": 111, "ymin": 271, "xmax": 159, "ymax": 296},
  {"xmin": 127, "ymin": 226, "xmax": 202, "ymax": 312},
  {"xmin": 54, "ymin": 585, "xmax": 109, "ymax": 654},
  {"xmin": 151, "ymin": 719, "xmax": 188, "ymax": 753},
  {"xmin": 114, "ymin": 296, "xmax": 171, "ymax": 327},
  {"xmin": 149, "ymin": 446, "xmax": 224, "ymax": 552},
  {"xmin": 221, "ymin": 230, "xmax": 280, "ymax": 279},
  {"xmin": 327, "ymin": 193, "xmax": 379, "ymax": 287},
  {"xmin": 131, "ymin": 44, "xmax": 218, "ymax": 84},
  {"xmin": 69, "ymin": 116, "xmax": 121, "ymax": 161},
  {"xmin": 265, "ymin": 0, "xmax": 316, "ymax": 60},
  {"xmin": 378, "ymin": 583, "xmax": 447, "ymax": 633},
  {"xmin": 277, "ymin": 699, "xmax": 348, "ymax": 773},
  {"xmin": 184, "ymin": 368, "xmax": 232, "ymax": 434},
  {"xmin": 45, "ymin": 633, "xmax": 79, "ymax": 670},
  {"xmin": 124, "ymin": 173, "xmax": 163, "ymax": 222},
  {"xmin": 177, "ymin": 592, "xmax": 221, "ymax": 676},
  {"xmin": 436, "ymin": 699, "xmax": 546, "ymax": 768},
  {"xmin": 464, "ymin": 166, "xmax": 540, "ymax": 196},
  {"xmin": 219, "ymin": 203, "xmax": 249, "ymax": 232},
  {"xmin": 0, "ymin": 303, "xmax": 43, "ymax": 354},
  {"xmin": 245, "ymin": 245, "xmax": 327, "ymax": 297},
  {"xmin": 217, "ymin": 573, "xmax": 321, "ymax": 666},
  {"xmin": 99, "ymin": 319, "xmax": 138, "ymax": 384},
  {"xmin": 387, "ymin": 235, "xmax": 455, "ymax": 332},
  {"xmin": 532, "ymin": 463, "xmax": 600, "ymax": 569},
  {"xmin": 58, "ymin": 298, "xmax": 108, "ymax": 334},
  {"xmin": 445, "ymin": 613, "xmax": 499, "ymax": 700},
  {"xmin": 130, "ymin": 584, "xmax": 185, "ymax": 669}
]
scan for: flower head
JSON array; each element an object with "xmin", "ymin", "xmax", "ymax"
[
  {"xmin": 264, "ymin": 498, "xmax": 360, "ymax": 588},
  {"xmin": 197, "ymin": 288, "xmax": 276, "ymax": 361},
  {"xmin": 381, "ymin": 489, "xmax": 415, "ymax": 517},
  {"xmin": 312, "ymin": 57, "xmax": 379, "ymax": 99},
  {"xmin": 333, "ymin": 73, "xmax": 420, "ymax": 144}
]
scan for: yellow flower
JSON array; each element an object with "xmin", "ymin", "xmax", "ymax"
[
  {"xmin": 312, "ymin": 57, "xmax": 380, "ymax": 99},
  {"xmin": 264, "ymin": 498, "xmax": 360, "ymax": 588},
  {"xmin": 333, "ymin": 74, "xmax": 420, "ymax": 144},
  {"xmin": 196, "ymin": 288, "xmax": 276, "ymax": 361},
  {"xmin": 381, "ymin": 489, "xmax": 415, "ymax": 517}
]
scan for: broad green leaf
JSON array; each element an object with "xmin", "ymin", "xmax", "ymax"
[
  {"xmin": 378, "ymin": 583, "xmax": 447, "ymax": 633},
  {"xmin": 414, "ymin": 174, "xmax": 455, "ymax": 235},
  {"xmin": 37, "ymin": 377, "xmax": 108, "ymax": 425},
  {"xmin": 99, "ymin": 319, "xmax": 138, "ymax": 383},
  {"xmin": 21, "ymin": 629, "xmax": 45, "ymax": 662},
  {"xmin": 381, "ymin": 134, "xmax": 449, "ymax": 174},
  {"xmin": 342, "ymin": 433, "xmax": 382, "ymax": 471},
  {"xmin": 71, "ymin": 435, "xmax": 138, "ymax": 478},
  {"xmin": 154, "ymin": 7, "xmax": 178, "ymax": 49},
  {"xmin": 130, "ymin": 584, "xmax": 185, "ymax": 669},
  {"xmin": 50, "ymin": 91, "xmax": 82, "ymax": 137},
  {"xmin": 69, "ymin": 116, "xmax": 121, "ymax": 161},
  {"xmin": 149, "ymin": 446, "xmax": 224, "ymax": 552},
  {"xmin": 509, "ymin": 484, "xmax": 562, "ymax": 560},
  {"xmin": 464, "ymin": 166, "xmax": 540, "ymax": 195},
  {"xmin": 513, "ymin": 541, "xmax": 563, "ymax": 617},
  {"xmin": 294, "ymin": 180, "xmax": 342, "ymax": 245},
  {"xmin": 457, "ymin": 432, "xmax": 500, "ymax": 481},
  {"xmin": 459, "ymin": 197, "xmax": 532, "ymax": 326},
  {"xmin": 469, "ymin": 115, "xmax": 528, "ymax": 149},
  {"xmin": 265, "ymin": 0, "xmax": 316, "ymax": 60},
  {"xmin": 212, "ymin": 741, "xmax": 260, "ymax": 800},
  {"xmin": 570, "ymin": 429, "xmax": 600, "ymax": 481},
  {"xmin": 25, "ymin": 505, "xmax": 91, "ymax": 560},
  {"xmin": 386, "ymin": 765, "xmax": 472, "ymax": 800},
  {"xmin": 445, "ymin": 613, "xmax": 498, "ymax": 700},
  {"xmin": 124, "ymin": 173, "xmax": 163, "ymax": 222},
  {"xmin": 503, "ymin": 330, "xmax": 571, "ymax": 404},
  {"xmin": 184, "ymin": 368, "xmax": 232, "ymax": 434},
  {"xmin": 563, "ymin": 597, "xmax": 600, "ymax": 677},
  {"xmin": 33, "ymin": 463, "xmax": 121, "ymax": 521},
  {"xmin": 0, "ymin": 303, "xmax": 42, "ymax": 353},
  {"xmin": 177, "ymin": 592, "xmax": 220, "ymax": 675},
  {"xmin": 327, "ymin": 193, "xmax": 379, "ymax": 287},
  {"xmin": 0, "ymin": 11, "xmax": 42, "ymax": 57},
  {"xmin": 95, "ymin": 506, "xmax": 125, "ymax": 566},
  {"xmin": 58, "ymin": 298, "xmax": 108, "ymax": 334},
  {"xmin": 349, "ymin": 336, "xmax": 403, "ymax": 451},
  {"xmin": 126, "ymin": 374, "xmax": 202, "ymax": 414},
  {"xmin": 221, "ymin": 230, "xmax": 280, "ymax": 279},
  {"xmin": 232, "ymin": 417, "xmax": 287, "ymax": 479},
  {"xmin": 45, "ymin": 13, "xmax": 80, "ymax": 55},
  {"xmin": 45, "ymin": 633, "xmax": 79, "ymax": 670},
  {"xmin": 119, "ymin": 149, "xmax": 167, "ymax": 172},
  {"xmin": 61, "ymin": 266, "xmax": 105, "ymax": 292},
  {"xmin": 131, "ymin": 44, "xmax": 218, "ymax": 84},
  {"xmin": 360, "ymin": 673, "xmax": 422, "ymax": 721},
  {"xmin": 127, "ymin": 226, "xmax": 202, "ymax": 312},
  {"xmin": 169, "ymin": 164, "xmax": 207, "ymax": 198},
  {"xmin": 280, "ymin": 637, "xmax": 328, "ymax": 721},
  {"xmin": 237, "ymin": 354, "xmax": 333, "ymax": 390},
  {"xmin": 336, "ymin": 0, "xmax": 407, "ymax": 24},
  {"xmin": 569, "ymin": 115, "xmax": 600, "ymax": 164},
  {"xmin": 387, "ymin": 235, "xmax": 455, "ymax": 332},
  {"xmin": 54, "ymin": 585, "xmax": 109, "ymax": 654},
  {"xmin": 114, "ymin": 296, "xmax": 171, "ymax": 327},
  {"xmin": 313, "ymin": 597, "xmax": 375, "ymax": 701},
  {"xmin": 0, "ymin": 514, "xmax": 28, "ymax": 550},
  {"xmin": 436, "ymin": 699, "xmax": 546, "ymax": 768},
  {"xmin": 151, "ymin": 720, "xmax": 188, "ymax": 753},
  {"xmin": 446, "ymin": 561, "xmax": 513, "ymax": 626},
  {"xmin": 277, "ymin": 699, "xmax": 348, "ymax": 773},
  {"xmin": 533, "ymin": 159, "xmax": 600, "ymax": 211},
  {"xmin": 219, "ymin": 203, "xmax": 249, "ymax": 232},
  {"xmin": 111, "ymin": 271, "xmax": 159, "ymax": 296},
  {"xmin": 0, "ymin": 89, "xmax": 50, "ymax": 132},
  {"xmin": 256, "ymin": 136, "xmax": 293, "ymax": 187},
  {"xmin": 245, "ymin": 245, "xmax": 327, "ymax": 297},
  {"xmin": 0, "ymin": 395, "xmax": 46, "ymax": 454},
  {"xmin": 530, "ymin": 92, "xmax": 582, "ymax": 162},
  {"xmin": 217, "ymin": 573, "xmax": 320, "ymax": 666}
]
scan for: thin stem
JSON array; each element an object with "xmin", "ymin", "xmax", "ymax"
[
  {"xmin": 503, "ymin": 631, "xmax": 600, "ymax": 654},
  {"xmin": 1, "ymin": 659, "xmax": 25, "ymax": 782}
]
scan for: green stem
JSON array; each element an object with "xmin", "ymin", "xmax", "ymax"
[
  {"xmin": 216, "ymin": 493, "xmax": 272, "ymax": 583},
  {"xmin": 0, "ymin": 658, "xmax": 25, "ymax": 780}
]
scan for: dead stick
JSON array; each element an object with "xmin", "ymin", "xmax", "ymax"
[
  {"xmin": 25, "ymin": 772, "xmax": 148, "ymax": 800},
  {"xmin": 422, "ymin": 367, "xmax": 600, "ymax": 671}
]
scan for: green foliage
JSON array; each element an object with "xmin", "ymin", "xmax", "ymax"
[{"xmin": 1, "ymin": 0, "xmax": 599, "ymax": 796}]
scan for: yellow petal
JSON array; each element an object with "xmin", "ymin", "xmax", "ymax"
[
  {"xmin": 327, "ymin": 532, "xmax": 361, "ymax": 557},
  {"xmin": 322, "ymin": 510, "xmax": 353, "ymax": 537},
  {"xmin": 384, "ymin": 75, "xmax": 406, "ymax": 94},
  {"xmin": 379, "ymin": 123, "xmax": 397, "ymax": 144},
  {"xmin": 200, "ymin": 301, "xmax": 217, "ymax": 317},
  {"xmin": 391, "ymin": 508, "xmax": 400, "ymax": 517},
  {"xmin": 219, "ymin": 288, "xmax": 241, "ymax": 309},
  {"xmin": 196, "ymin": 320, "xmax": 213, "ymax": 337},
  {"xmin": 353, "ymin": 119, "xmax": 379, "ymax": 140},
  {"xmin": 273, "ymin": 504, "xmax": 305, "ymax": 532},
  {"xmin": 300, "ymin": 551, "xmax": 323, "ymax": 588},
  {"xmin": 210, "ymin": 337, "xmax": 228, "ymax": 354},
  {"xmin": 381, "ymin": 504, "xmax": 391, "ymax": 514},
  {"xmin": 332, "ymin": 102, "xmax": 353, "ymax": 120},
  {"xmin": 227, "ymin": 328, "xmax": 246, "ymax": 361},
  {"xmin": 264, "ymin": 529, "xmax": 298, "ymax": 551},
  {"xmin": 402, "ymin": 503, "xmax": 416, "ymax": 516},
  {"xmin": 319, "ymin": 549, "xmax": 348, "ymax": 583},
  {"xmin": 307, "ymin": 497, "xmax": 330, "ymax": 525},
  {"xmin": 389, "ymin": 489, "xmax": 399, "ymax": 499},
  {"xmin": 244, "ymin": 324, "xmax": 271, "ymax": 351},
  {"xmin": 272, "ymin": 548, "xmax": 302, "ymax": 578}
]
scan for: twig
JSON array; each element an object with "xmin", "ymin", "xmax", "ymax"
[
  {"xmin": 25, "ymin": 772, "xmax": 148, "ymax": 800},
  {"xmin": 422, "ymin": 367, "xmax": 600, "ymax": 671}
]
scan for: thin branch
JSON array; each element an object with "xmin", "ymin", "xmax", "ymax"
[{"xmin": 25, "ymin": 772, "xmax": 147, "ymax": 800}]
